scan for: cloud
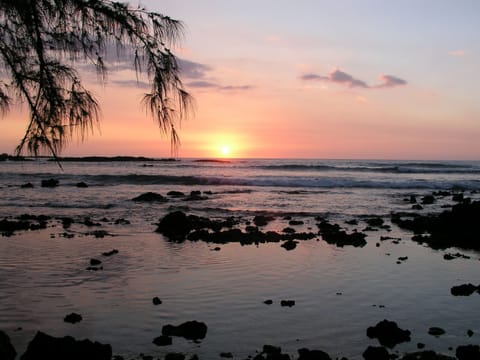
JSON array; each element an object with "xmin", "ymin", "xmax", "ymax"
[
  {"xmin": 186, "ymin": 81, "xmax": 254, "ymax": 92},
  {"xmin": 177, "ymin": 59, "xmax": 212, "ymax": 79},
  {"xmin": 375, "ymin": 74, "xmax": 407, "ymax": 88},
  {"xmin": 300, "ymin": 68, "xmax": 406, "ymax": 89},
  {"xmin": 448, "ymin": 50, "xmax": 465, "ymax": 57}
]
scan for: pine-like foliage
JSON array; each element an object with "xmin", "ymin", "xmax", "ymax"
[{"xmin": 0, "ymin": 0, "xmax": 192, "ymax": 159}]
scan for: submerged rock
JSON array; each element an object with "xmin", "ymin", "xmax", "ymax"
[
  {"xmin": 428, "ymin": 327, "xmax": 445, "ymax": 336},
  {"xmin": 41, "ymin": 178, "xmax": 59, "ymax": 187},
  {"xmin": 366, "ymin": 319, "xmax": 411, "ymax": 348},
  {"xmin": 281, "ymin": 239, "xmax": 298, "ymax": 250},
  {"xmin": 21, "ymin": 331, "xmax": 111, "ymax": 360},
  {"xmin": 64, "ymin": 312, "xmax": 82, "ymax": 324},
  {"xmin": 162, "ymin": 321, "xmax": 208, "ymax": 340},
  {"xmin": 132, "ymin": 192, "xmax": 168, "ymax": 202},
  {"xmin": 0, "ymin": 330, "xmax": 16, "ymax": 360},
  {"xmin": 317, "ymin": 220, "xmax": 367, "ymax": 247},
  {"xmin": 152, "ymin": 335, "xmax": 172, "ymax": 346},
  {"xmin": 280, "ymin": 300, "xmax": 295, "ymax": 307},
  {"xmin": 152, "ymin": 297, "xmax": 162, "ymax": 305},
  {"xmin": 253, "ymin": 215, "xmax": 275, "ymax": 227},
  {"xmin": 450, "ymin": 283, "xmax": 479, "ymax": 296}
]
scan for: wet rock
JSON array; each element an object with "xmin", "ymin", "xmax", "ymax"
[
  {"xmin": 114, "ymin": 218, "xmax": 130, "ymax": 225},
  {"xmin": 132, "ymin": 192, "xmax": 168, "ymax": 202},
  {"xmin": 86, "ymin": 266, "xmax": 102, "ymax": 271},
  {"xmin": 61, "ymin": 217, "xmax": 74, "ymax": 229},
  {"xmin": 456, "ymin": 345, "xmax": 480, "ymax": 360},
  {"xmin": 162, "ymin": 321, "xmax": 208, "ymax": 340},
  {"xmin": 253, "ymin": 215, "xmax": 275, "ymax": 227},
  {"xmin": 450, "ymin": 283, "xmax": 479, "ymax": 296},
  {"xmin": 0, "ymin": 330, "xmax": 16, "ymax": 360},
  {"xmin": 220, "ymin": 352, "xmax": 233, "ymax": 358},
  {"xmin": 282, "ymin": 227, "xmax": 296, "ymax": 234},
  {"xmin": 264, "ymin": 299, "xmax": 273, "ymax": 305},
  {"xmin": 452, "ymin": 193, "xmax": 464, "ymax": 202},
  {"xmin": 421, "ymin": 195, "xmax": 435, "ymax": 204},
  {"xmin": 155, "ymin": 211, "xmax": 193, "ymax": 241},
  {"xmin": 64, "ymin": 312, "xmax": 82, "ymax": 324},
  {"xmin": 289, "ymin": 220, "xmax": 304, "ymax": 226},
  {"xmin": 443, "ymin": 252, "xmax": 470, "ymax": 260},
  {"xmin": 183, "ymin": 190, "xmax": 208, "ymax": 201},
  {"xmin": 417, "ymin": 343, "xmax": 426, "ymax": 349},
  {"xmin": 298, "ymin": 347, "xmax": 332, "ymax": 360},
  {"xmin": 88, "ymin": 230, "xmax": 110, "ymax": 238},
  {"xmin": 41, "ymin": 178, "xmax": 59, "ymax": 187},
  {"xmin": 152, "ymin": 297, "xmax": 162, "ymax": 305},
  {"xmin": 0, "ymin": 218, "xmax": 32, "ymax": 236},
  {"xmin": 467, "ymin": 329, "xmax": 474, "ymax": 337},
  {"xmin": 102, "ymin": 249, "xmax": 119, "ymax": 257},
  {"xmin": 90, "ymin": 258, "xmax": 102, "ymax": 266},
  {"xmin": 362, "ymin": 346, "xmax": 389, "ymax": 360},
  {"xmin": 428, "ymin": 327, "xmax": 445, "ymax": 336},
  {"xmin": 317, "ymin": 220, "xmax": 367, "ymax": 247},
  {"xmin": 165, "ymin": 353, "xmax": 185, "ymax": 360},
  {"xmin": 76, "ymin": 182, "xmax": 88, "ymax": 188},
  {"xmin": 83, "ymin": 217, "xmax": 101, "ymax": 227},
  {"xmin": 152, "ymin": 335, "xmax": 172, "ymax": 346},
  {"xmin": 280, "ymin": 300, "xmax": 295, "ymax": 307},
  {"xmin": 21, "ymin": 331, "xmax": 111, "ymax": 360},
  {"xmin": 366, "ymin": 319, "xmax": 411, "ymax": 348},
  {"xmin": 401, "ymin": 351, "xmax": 455, "ymax": 360},
  {"xmin": 281, "ymin": 240, "xmax": 298, "ymax": 251},
  {"xmin": 167, "ymin": 191, "xmax": 185, "ymax": 198},
  {"xmin": 21, "ymin": 182, "xmax": 34, "ymax": 188}
]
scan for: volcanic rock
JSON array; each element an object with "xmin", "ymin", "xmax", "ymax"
[
  {"xmin": 366, "ymin": 319, "xmax": 411, "ymax": 348},
  {"xmin": 162, "ymin": 321, "xmax": 207, "ymax": 340}
]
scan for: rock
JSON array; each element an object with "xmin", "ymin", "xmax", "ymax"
[
  {"xmin": 114, "ymin": 218, "xmax": 130, "ymax": 225},
  {"xmin": 152, "ymin": 297, "xmax": 162, "ymax": 305},
  {"xmin": 132, "ymin": 192, "xmax": 168, "ymax": 202},
  {"xmin": 401, "ymin": 351, "xmax": 455, "ymax": 360},
  {"xmin": 428, "ymin": 327, "xmax": 445, "ymax": 336},
  {"xmin": 467, "ymin": 329, "xmax": 474, "ymax": 337},
  {"xmin": 289, "ymin": 220, "xmax": 304, "ymax": 226},
  {"xmin": 90, "ymin": 258, "xmax": 102, "ymax": 266},
  {"xmin": 282, "ymin": 227, "xmax": 296, "ymax": 234},
  {"xmin": 41, "ymin": 178, "xmax": 59, "ymax": 187},
  {"xmin": 417, "ymin": 343, "xmax": 426, "ymax": 349},
  {"xmin": 156, "ymin": 211, "xmax": 191, "ymax": 240},
  {"xmin": 281, "ymin": 240, "xmax": 298, "ymax": 250},
  {"xmin": 456, "ymin": 345, "xmax": 480, "ymax": 360},
  {"xmin": 264, "ymin": 299, "xmax": 273, "ymax": 305},
  {"xmin": 183, "ymin": 190, "xmax": 208, "ymax": 201},
  {"xmin": 317, "ymin": 220, "xmax": 367, "ymax": 247},
  {"xmin": 220, "ymin": 352, "xmax": 233, "ymax": 358},
  {"xmin": 165, "ymin": 353, "xmax": 185, "ymax": 360},
  {"xmin": 162, "ymin": 321, "xmax": 208, "ymax": 340},
  {"xmin": 422, "ymin": 195, "xmax": 435, "ymax": 204},
  {"xmin": 450, "ymin": 283, "xmax": 479, "ymax": 296},
  {"xmin": 88, "ymin": 230, "xmax": 110, "ymax": 238},
  {"xmin": 102, "ymin": 249, "xmax": 119, "ymax": 257},
  {"xmin": 64, "ymin": 312, "xmax": 82, "ymax": 324},
  {"xmin": 253, "ymin": 215, "xmax": 275, "ymax": 227},
  {"xmin": 362, "ymin": 346, "xmax": 389, "ymax": 360},
  {"xmin": 0, "ymin": 330, "xmax": 16, "ymax": 360},
  {"xmin": 280, "ymin": 300, "xmax": 295, "ymax": 307},
  {"xmin": 366, "ymin": 319, "xmax": 411, "ymax": 348},
  {"xmin": 21, "ymin": 182, "xmax": 34, "ymax": 188},
  {"xmin": 21, "ymin": 331, "xmax": 111, "ymax": 360},
  {"xmin": 167, "ymin": 191, "xmax": 185, "ymax": 198},
  {"xmin": 298, "ymin": 347, "xmax": 332, "ymax": 360},
  {"xmin": 76, "ymin": 182, "xmax": 88, "ymax": 188},
  {"xmin": 152, "ymin": 335, "xmax": 172, "ymax": 346}
]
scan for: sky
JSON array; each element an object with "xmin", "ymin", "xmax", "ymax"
[{"xmin": 1, "ymin": 0, "xmax": 480, "ymax": 160}]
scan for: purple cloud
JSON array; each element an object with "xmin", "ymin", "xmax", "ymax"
[
  {"xmin": 177, "ymin": 59, "xmax": 212, "ymax": 79},
  {"xmin": 375, "ymin": 74, "xmax": 407, "ymax": 88}
]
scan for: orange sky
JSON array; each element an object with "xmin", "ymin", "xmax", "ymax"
[{"xmin": 1, "ymin": 1, "xmax": 480, "ymax": 160}]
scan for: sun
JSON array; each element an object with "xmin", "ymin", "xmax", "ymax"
[{"xmin": 219, "ymin": 145, "xmax": 231, "ymax": 157}]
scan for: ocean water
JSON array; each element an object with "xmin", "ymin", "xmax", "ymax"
[{"xmin": 0, "ymin": 158, "xmax": 479, "ymax": 359}]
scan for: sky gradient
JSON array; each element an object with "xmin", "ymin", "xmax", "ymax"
[{"xmin": 2, "ymin": 1, "xmax": 479, "ymax": 159}]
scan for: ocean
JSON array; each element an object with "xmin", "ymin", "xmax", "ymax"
[{"xmin": 0, "ymin": 158, "xmax": 479, "ymax": 359}]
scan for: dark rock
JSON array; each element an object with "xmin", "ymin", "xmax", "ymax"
[
  {"xmin": 421, "ymin": 195, "xmax": 435, "ymax": 204},
  {"xmin": 467, "ymin": 329, "xmax": 474, "ymax": 337},
  {"xmin": 412, "ymin": 204, "xmax": 423, "ymax": 210},
  {"xmin": 114, "ymin": 218, "xmax": 130, "ymax": 225},
  {"xmin": 86, "ymin": 266, "xmax": 102, "ymax": 271},
  {"xmin": 102, "ymin": 249, "xmax": 119, "ymax": 257},
  {"xmin": 88, "ymin": 230, "xmax": 110, "ymax": 238},
  {"xmin": 220, "ymin": 352, "xmax": 233, "ymax": 358},
  {"xmin": 282, "ymin": 227, "xmax": 296, "ymax": 234},
  {"xmin": 41, "ymin": 178, "xmax": 59, "ymax": 187},
  {"xmin": 456, "ymin": 345, "xmax": 480, "ymax": 360},
  {"xmin": 362, "ymin": 346, "xmax": 389, "ymax": 360},
  {"xmin": 253, "ymin": 215, "xmax": 275, "ymax": 227},
  {"xmin": 417, "ymin": 343, "xmax": 426, "ymax": 349},
  {"xmin": 165, "ymin": 353, "xmax": 185, "ymax": 360},
  {"xmin": 183, "ymin": 191, "xmax": 208, "ymax": 201},
  {"xmin": 289, "ymin": 220, "xmax": 304, "ymax": 226},
  {"xmin": 76, "ymin": 182, "xmax": 88, "ymax": 188},
  {"xmin": 90, "ymin": 258, "xmax": 102, "ymax": 266},
  {"xmin": 281, "ymin": 240, "xmax": 298, "ymax": 250},
  {"xmin": 317, "ymin": 220, "xmax": 367, "ymax": 247},
  {"xmin": 0, "ymin": 218, "xmax": 32, "ymax": 236},
  {"xmin": 280, "ymin": 300, "xmax": 295, "ymax": 307},
  {"xmin": 61, "ymin": 217, "xmax": 74, "ymax": 229},
  {"xmin": 452, "ymin": 193, "xmax": 464, "ymax": 202},
  {"xmin": 0, "ymin": 330, "xmax": 16, "ymax": 360},
  {"xmin": 21, "ymin": 331, "xmax": 111, "ymax": 360},
  {"xmin": 450, "ymin": 283, "xmax": 479, "ymax": 296},
  {"xmin": 152, "ymin": 297, "xmax": 162, "ymax": 305},
  {"xmin": 152, "ymin": 335, "xmax": 172, "ymax": 346},
  {"xmin": 428, "ymin": 327, "xmax": 445, "ymax": 336},
  {"xmin": 132, "ymin": 192, "xmax": 168, "ymax": 202},
  {"xmin": 64, "ymin": 312, "xmax": 82, "ymax": 324},
  {"xmin": 346, "ymin": 219, "xmax": 358, "ymax": 225},
  {"xmin": 264, "ymin": 299, "xmax": 273, "ymax": 305},
  {"xmin": 366, "ymin": 319, "xmax": 411, "ymax": 348},
  {"xmin": 21, "ymin": 182, "xmax": 34, "ymax": 188},
  {"xmin": 167, "ymin": 191, "xmax": 185, "ymax": 198},
  {"xmin": 162, "ymin": 321, "xmax": 207, "ymax": 340},
  {"xmin": 401, "ymin": 351, "xmax": 455, "ymax": 360},
  {"xmin": 156, "ymin": 211, "xmax": 191, "ymax": 241},
  {"xmin": 83, "ymin": 217, "xmax": 101, "ymax": 226},
  {"xmin": 298, "ymin": 347, "xmax": 332, "ymax": 360},
  {"xmin": 365, "ymin": 217, "xmax": 384, "ymax": 227}
]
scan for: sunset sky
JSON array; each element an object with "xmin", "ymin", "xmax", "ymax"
[{"xmin": 1, "ymin": 0, "xmax": 479, "ymax": 160}]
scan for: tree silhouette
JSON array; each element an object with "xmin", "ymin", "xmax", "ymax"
[{"xmin": 0, "ymin": 0, "xmax": 192, "ymax": 160}]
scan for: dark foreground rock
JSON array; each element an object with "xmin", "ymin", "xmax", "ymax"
[
  {"xmin": 162, "ymin": 321, "xmax": 208, "ymax": 340},
  {"xmin": 450, "ymin": 283, "xmax": 479, "ymax": 296},
  {"xmin": 0, "ymin": 330, "xmax": 16, "ymax": 360},
  {"xmin": 152, "ymin": 335, "xmax": 172, "ymax": 346},
  {"xmin": 317, "ymin": 220, "xmax": 367, "ymax": 247},
  {"xmin": 362, "ymin": 346, "xmax": 390, "ymax": 360},
  {"xmin": 297, "ymin": 347, "xmax": 332, "ymax": 360},
  {"xmin": 392, "ymin": 200, "xmax": 480, "ymax": 250},
  {"xmin": 366, "ymin": 319, "xmax": 411, "ymax": 348},
  {"xmin": 64, "ymin": 312, "xmax": 82, "ymax": 324},
  {"xmin": 21, "ymin": 331, "xmax": 111, "ymax": 360},
  {"xmin": 401, "ymin": 350, "xmax": 455, "ymax": 360},
  {"xmin": 456, "ymin": 345, "xmax": 480, "ymax": 360},
  {"xmin": 41, "ymin": 178, "xmax": 59, "ymax": 187}
]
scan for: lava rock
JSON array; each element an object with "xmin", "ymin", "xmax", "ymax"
[
  {"xmin": 162, "ymin": 321, "xmax": 208, "ymax": 340},
  {"xmin": 0, "ymin": 330, "xmax": 16, "ymax": 360},
  {"xmin": 21, "ymin": 182, "xmax": 34, "ymax": 188},
  {"xmin": 152, "ymin": 297, "xmax": 162, "ymax": 305},
  {"xmin": 132, "ymin": 192, "xmax": 168, "ymax": 202},
  {"xmin": 280, "ymin": 300, "xmax": 295, "ymax": 307},
  {"xmin": 428, "ymin": 327, "xmax": 445, "ymax": 336},
  {"xmin": 253, "ymin": 215, "xmax": 275, "ymax": 227},
  {"xmin": 401, "ymin": 351, "xmax": 455, "ymax": 360},
  {"xmin": 167, "ymin": 191, "xmax": 185, "ymax": 198},
  {"xmin": 152, "ymin": 335, "xmax": 172, "ymax": 346},
  {"xmin": 298, "ymin": 347, "xmax": 332, "ymax": 360},
  {"xmin": 64, "ymin": 312, "xmax": 82, "ymax": 324},
  {"xmin": 41, "ymin": 178, "xmax": 59, "ymax": 187},
  {"xmin": 102, "ymin": 249, "xmax": 119, "ymax": 257},
  {"xmin": 165, "ymin": 353, "xmax": 185, "ymax": 360},
  {"xmin": 21, "ymin": 331, "xmax": 111, "ymax": 360},
  {"xmin": 220, "ymin": 352, "xmax": 233, "ymax": 358},
  {"xmin": 456, "ymin": 345, "xmax": 480, "ymax": 360},
  {"xmin": 264, "ymin": 299, "xmax": 273, "ymax": 305},
  {"xmin": 362, "ymin": 346, "xmax": 390, "ymax": 360},
  {"xmin": 366, "ymin": 319, "xmax": 411, "ymax": 348},
  {"xmin": 281, "ymin": 239, "xmax": 298, "ymax": 250},
  {"xmin": 90, "ymin": 258, "xmax": 102, "ymax": 266},
  {"xmin": 450, "ymin": 283, "xmax": 479, "ymax": 296},
  {"xmin": 76, "ymin": 182, "xmax": 88, "ymax": 188}
]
